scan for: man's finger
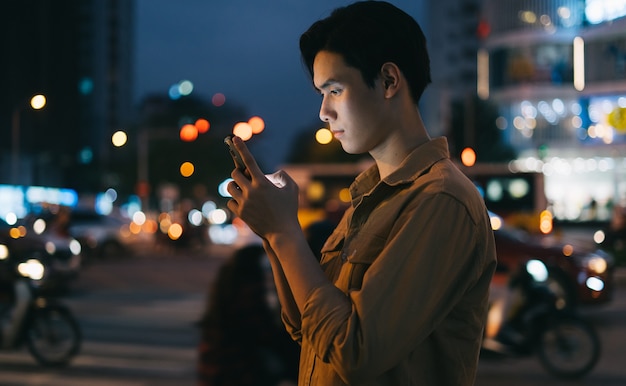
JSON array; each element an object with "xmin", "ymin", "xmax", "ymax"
[
  {"xmin": 233, "ymin": 136, "xmax": 264, "ymax": 179},
  {"xmin": 226, "ymin": 179, "xmax": 242, "ymax": 199}
]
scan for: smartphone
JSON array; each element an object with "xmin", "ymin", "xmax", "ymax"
[{"xmin": 224, "ymin": 135, "xmax": 247, "ymax": 172}]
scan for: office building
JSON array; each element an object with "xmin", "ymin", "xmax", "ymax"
[
  {"xmin": 479, "ymin": 0, "xmax": 626, "ymax": 221},
  {"xmin": 0, "ymin": 0, "xmax": 134, "ymax": 192}
]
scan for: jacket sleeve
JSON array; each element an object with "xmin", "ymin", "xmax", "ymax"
[{"xmin": 262, "ymin": 239, "xmax": 303, "ymax": 344}]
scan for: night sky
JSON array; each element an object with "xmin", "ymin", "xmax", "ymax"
[{"xmin": 135, "ymin": 0, "xmax": 427, "ymax": 169}]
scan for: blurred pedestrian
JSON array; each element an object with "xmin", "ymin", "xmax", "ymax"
[
  {"xmin": 196, "ymin": 244, "xmax": 298, "ymax": 386},
  {"xmin": 226, "ymin": 1, "xmax": 497, "ymax": 385}
]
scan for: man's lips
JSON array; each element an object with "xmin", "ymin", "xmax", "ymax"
[{"xmin": 332, "ymin": 130, "xmax": 344, "ymax": 138}]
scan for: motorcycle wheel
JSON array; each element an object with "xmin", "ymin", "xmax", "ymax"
[
  {"xmin": 536, "ymin": 315, "xmax": 600, "ymax": 379},
  {"xmin": 26, "ymin": 305, "xmax": 82, "ymax": 367}
]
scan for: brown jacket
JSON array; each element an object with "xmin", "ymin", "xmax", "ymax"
[{"xmin": 282, "ymin": 137, "xmax": 497, "ymax": 385}]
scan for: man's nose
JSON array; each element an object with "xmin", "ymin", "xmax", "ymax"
[{"xmin": 319, "ymin": 98, "xmax": 335, "ymax": 122}]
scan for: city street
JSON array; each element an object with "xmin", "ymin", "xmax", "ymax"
[
  {"xmin": 0, "ymin": 245, "xmax": 230, "ymax": 386},
  {"xmin": 0, "ymin": 244, "xmax": 625, "ymax": 386}
]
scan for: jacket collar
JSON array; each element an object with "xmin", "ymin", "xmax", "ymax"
[{"xmin": 350, "ymin": 137, "xmax": 450, "ymax": 204}]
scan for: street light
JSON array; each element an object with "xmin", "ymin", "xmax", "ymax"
[{"xmin": 11, "ymin": 94, "xmax": 46, "ymax": 185}]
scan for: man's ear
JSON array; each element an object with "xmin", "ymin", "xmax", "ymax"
[{"xmin": 380, "ymin": 62, "xmax": 401, "ymax": 97}]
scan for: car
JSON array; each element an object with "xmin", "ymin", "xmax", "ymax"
[
  {"xmin": 0, "ymin": 217, "xmax": 82, "ymax": 293},
  {"xmin": 490, "ymin": 212, "xmax": 615, "ymax": 307},
  {"xmin": 66, "ymin": 209, "xmax": 134, "ymax": 259},
  {"xmin": 66, "ymin": 209, "xmax": 158, "ymax": 259}
]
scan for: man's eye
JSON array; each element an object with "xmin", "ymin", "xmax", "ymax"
[{"xmin": 330, "ymin": 89, "xmax": 342, "ymax": 95}]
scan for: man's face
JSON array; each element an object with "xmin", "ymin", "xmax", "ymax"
[{"xmin": 313, "ymin": 50, "xmax": 389, "ymax": 155}]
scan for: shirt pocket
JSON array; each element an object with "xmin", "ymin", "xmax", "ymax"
[
  {"xmin": 342, "ymin": 232, "xmax": 387, "ymax": 292},
  {"xmin": 319, "ymin": 231, "xmax": 345, "ymax": 284}
]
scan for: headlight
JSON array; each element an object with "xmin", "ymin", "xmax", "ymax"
[
  {"xmin": 586, "ymin": 277, "xmax": 605, "ymax": 292},
  {"xmin": 17, "ymin": 258, "xmax": 45, "ymax": 280},
  {"xmin": 526, "ymin": 259, "xmax": 548, "ymax": 282},
  {"xmin": 69, "ymin": 239, "xmax": 82, "ymax": 255},
  {"xmin": 583, "ymin": 255, "xmax": 608, "ymax": 274},
  {"xmin": 0, "ymin": 244, "xmax": 8, "ymax": 260}
]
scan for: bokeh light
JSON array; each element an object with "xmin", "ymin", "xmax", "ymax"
[
  {"xmin": 212, "ymin": 93, "xmax": 226, "ymax": 107},
  {"xmin": 208, "ymin": 208, "xmax": 228, "ymax": 224},
  {"xmin": 132, "ymin": 211, "xmax": 146, "ymax": 225},
  {"xmin": 5, "ymin": 212, "xmax": 17, "ymax": 225},
  {"xmin": 461, "ymin": 147, "xmax": 477, "ymax": 167},
  {"xmin": 168, "ymin": 223, "xmax": 183, "ymax": 240},
  {"xmin": 562, "ymin": 244, "xmax": 574, "ymax": 257},
  {"xmin": 315, "ymin": 128, "xmax": 333, "ymax": 144},
  {"xmin": 188, "ymin": 209, "xmax": 204, "ymax": 226},
  {"xmin": 594, "ymin": 230, "xmax": 605, "ymax": 244},
  {"xmin": 168, "ymin": 80, "xmax": 194, "ymax": 100},
  {"xmin": 218, "ymin": 179, "xmax": 233, "ymax": 197},
  {"xmin": 202, "ymin": 201, "xmax": 217, "ymax": 217},
  {"xmin": 180, "ymin": 124, "xmax": 198, "ymax": 141},
  {"xmin": 490, "ymin": 214, "xmax": 502, "ymax": 230},
  {"xmin": 306, "ymin": 181, "xmax": 325, "ymax": 202},
  {"xmin": 33, "ymin": 219, "xmax": 46, "ymax": 234},
  {"xmin": 159, "ymin": 212, "xmax": 171, "ymax": 230},
  {"xmin": 339, "ymin": 188, "xmax": 351, "ymax": 203},
  {"xmin": 178, "ymin": 80, "xmax": 193, "ymax": 96},
  {"xmin": 233, "ymin": 122, "xmax": 253, "ymax": 140},
  {"xmin": 539, "ymin": 210, "xmax": 553, "ymax": 234},
  {"xmin": 0, "ymin": 245, "xmax": 8, "ymax": 260},
  {"xmin": 195, "ymin": 118, "xmax": 210, "ymax": 133},
  {"xmin": 180, "ymin": 161, "xmax": 195, "ymax": 177},
  {"xmin": 248, "ymin": 116, "xmax": 265, "ymax": 134},
  {"xmin": 30, "ymin": 94, "xmax": 46, "ymax": 110},
  {"xmin": 169, "ymin": 84, "xmax": 181, "ymax": 100},
  {"xmin": 129, "ymin": 222, "xmax": 142, "ymax": 234},
  {"xmin": 79, "ymin": 147, "xmax": 93, "ymax": 164},
  {"xmin": 112, "ymin": 130, "xmax": 128, "ymax": 147},
  {"xmin": 105, "ymin": 188, "xmax": 118, "ymax": 202},
  {"xmin": 143, "ymin": 219, "xmax": 158, "ymax": 234}
]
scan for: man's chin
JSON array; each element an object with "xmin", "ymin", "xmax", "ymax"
[{"xmin": 340, "ymin": 143, "xmax": 365, "ymax": 155}]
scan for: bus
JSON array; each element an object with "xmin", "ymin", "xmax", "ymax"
[{"xmin": 282, "ymin": 161, "xmax": 551, "ymax": 234}]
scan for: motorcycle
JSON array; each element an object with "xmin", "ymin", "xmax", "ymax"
[
  {"xmin": 482, "ymin": 258, "xmax": 601, "ymax": 380},
  {"xmin": 0, "ymin": 251, "xmax": 82, "ymax": 366}
]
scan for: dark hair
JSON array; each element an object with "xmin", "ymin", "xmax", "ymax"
[{"xmin": 299, "ymin": 0, "xmax": 431, "ymax": 104}]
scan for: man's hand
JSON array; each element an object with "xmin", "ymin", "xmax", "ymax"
[{"xmin": 226, "ymin": 136, "xmax": 300, "ymax": 238}]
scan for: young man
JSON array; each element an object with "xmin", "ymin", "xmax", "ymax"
[{"xmin": 226, "ymin": 1, "xmax": 497, "ymax": 385}]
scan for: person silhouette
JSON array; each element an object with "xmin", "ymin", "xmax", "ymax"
[{"xmin": 196, "ymin": 244, "xmax": 299, "ymax": 386}]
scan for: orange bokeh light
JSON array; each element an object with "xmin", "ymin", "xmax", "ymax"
[
  {"xmin": 233, "ymin": 122, "xmax": 253, "ymax": 140},
  {"xmin": 461, "ymin": 147, "xmax": 476, "ymax": 167},
  {"xmin": 142, "ymin": 219, "xmax": 158, "ymax": 234},
  {"xmin": 180, "ymin": 161, "xmax": 195, "ymax": 177},
  {"xmin": 195, "ymin": 118, "xmax": 210, "ymax": 133},
  {"xmin": 180, "ymin": 124, "xmax": 198, "ymax": 142},
  {"xmin": 129, "ymin": 222, "xmax": 142, "ymax": 234},
  {"xmin": 168, "ymin": 223, "xmax": 183, "ymax": 240},
  {"xmin": 248, "ymin": 116, "xmax": 265, "ymax": 134}
]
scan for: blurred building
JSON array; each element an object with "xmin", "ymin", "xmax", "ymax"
[
  {"xmin": 479, "ymin": 0, "xmax": 626, "ymax": 222},
  {"xmin": 0, "ymin": 0, "xmax": 134, "ymax": 192},
  {"xmin": 425, "ymin": 0, "xmax": 483, "ymax": 138}
]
